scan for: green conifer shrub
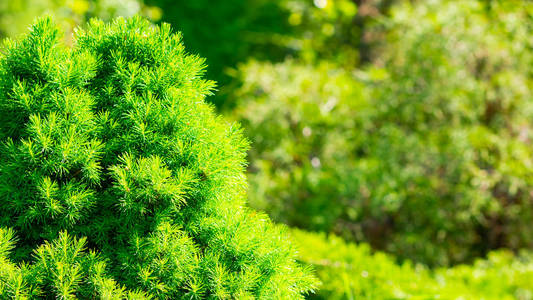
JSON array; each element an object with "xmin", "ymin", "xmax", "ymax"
[{"xmin": 0, "ymin": 16, "xmax": 317, "ymax": 299}]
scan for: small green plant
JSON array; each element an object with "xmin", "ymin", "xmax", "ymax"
[{"xmin": 0, "ymin": 16, "xmax": 317, "ymax": 299}]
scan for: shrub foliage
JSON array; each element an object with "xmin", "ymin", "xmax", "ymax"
[
  {"xmin": 0, "ymin": 17, "xmax": 316, "ymax": 299},
  {"xmin": 234, "ymin": 0, "xmax": 533, "ymax": 266},
  {"xmin": 291, "ymin": 229, "xmax": 533, "ymax": 299}
]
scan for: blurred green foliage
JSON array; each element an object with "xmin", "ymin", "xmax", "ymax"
[
  {"xmin": 144, "ymin": 0, "xmax": 288, "ymax": 107},
  {"xmin": 233, "ymin": 0, "xmax": 533, "ymax": 266},
  {"xmin": 232, "ymin": 61, "xmax": 365, "ymax": 233},
  {"xmin": 148, "ymin": 0, "xmax": 390, "ymax": 108},
  {"xmin": 266, "ymin": 0, "xmax": 360, "ymax": 66},
  {"xmin": 0, "ymin": 0, "xmax": 160, "ymax": 40},
  {"xmin": 291, "ymin": 229, "xmax": 533, "ymax": 299}
]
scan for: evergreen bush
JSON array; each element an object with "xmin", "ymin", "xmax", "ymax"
[{"xmin": 0, "ymin": 16, "xmax": 317, "ymax": 299}]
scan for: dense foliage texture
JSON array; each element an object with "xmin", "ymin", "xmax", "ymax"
[
  {"xmin": 0, "ymin": 17, "xmax": 316, "ymax": 299},
  {"xmin": 235, "ymin": 0, "xmax": 533, "ymax": 266}
]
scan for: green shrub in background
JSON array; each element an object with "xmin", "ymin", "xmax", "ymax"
[
  {"xmin": 147, "ymin": 0, "xmax": 393, "ymax": 109},
  {"xmin": 291, "ymin": 229, "xmax": 533, "ymax": 299},
  {"xmin": 258, "ymin": 0, "xmax": 360, "ymax": 66},
  {"xmin": 273, "ymin": 0, "xmax": 393, "ymax": 66},
  {"xmin": 365, "ymin": 0, "xmax": 533, "ymax": 265},
  {"xmin": 234, "ymin": 0, "xmax": 533, "ymax": 266},
  {"xmin": 232, "ymin": 61, "xmax": 366, "ymax": 234},
  {"xmin": 0, "ymin": 17, "xmax": 317, "ymax": 298}
]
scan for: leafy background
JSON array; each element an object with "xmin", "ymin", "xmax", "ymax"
[{"xmin": 1, "ymin": 0, "xmax": 532, "ymax": 298}]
